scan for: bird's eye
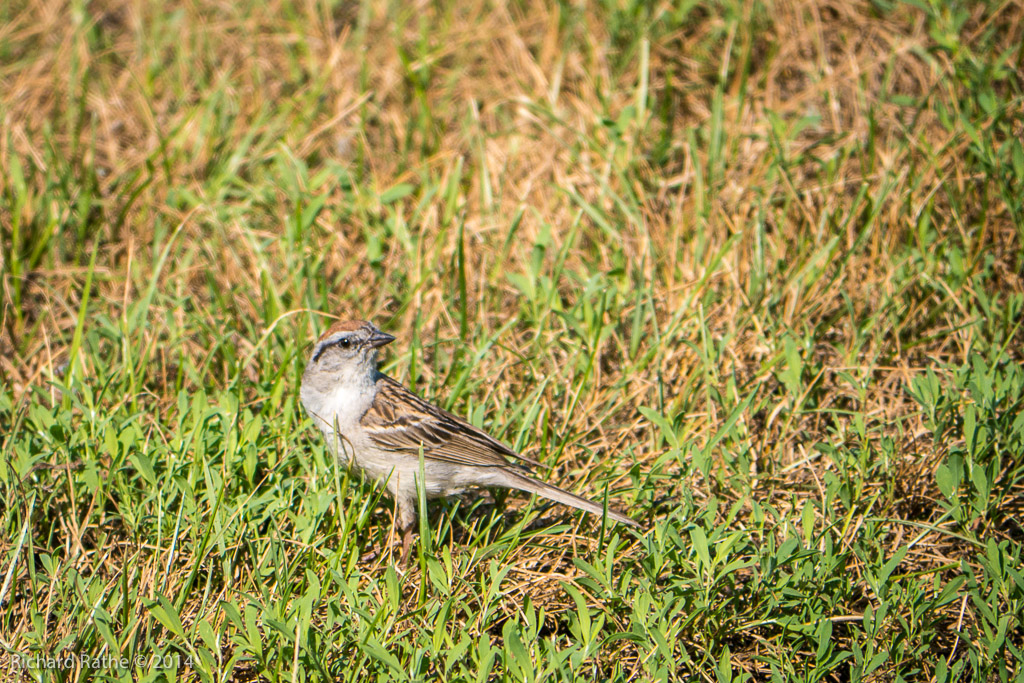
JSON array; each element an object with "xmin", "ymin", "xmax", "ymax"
[{"xmin": 337, "ymin": 337, "xmax": 351, "ymax": 349}]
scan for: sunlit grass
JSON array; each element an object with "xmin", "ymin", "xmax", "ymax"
[{"xmin": 1, "ymin": 0, "xmax": 1023, "ymax": 680}]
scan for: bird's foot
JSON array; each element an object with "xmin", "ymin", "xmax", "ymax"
[{"xmin": 398, "ymin": 527, "xmax": 415, "ymax": 567}]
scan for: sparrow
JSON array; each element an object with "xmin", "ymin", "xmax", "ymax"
[{"xmin": 299, "ymin": 319, "xmax": 639, "ymax": 560}]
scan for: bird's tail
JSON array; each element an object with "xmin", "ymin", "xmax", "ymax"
[{"xmin": 504, "ymin": 471, "xmax": 641, "ymax": 529}]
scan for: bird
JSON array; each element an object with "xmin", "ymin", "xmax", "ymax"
[{"xmin": 299, "ymin": 319, "xmax": 640, "ymax": 560}]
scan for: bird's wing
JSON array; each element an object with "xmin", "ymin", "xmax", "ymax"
[{"xmin": 361, "ymin": 376, "xmax": 540, "ymax": 468}]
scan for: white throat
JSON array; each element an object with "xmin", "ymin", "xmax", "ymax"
[{"xmin": 302, "ymin": 362, "xmax": 379, "ymax": 443}]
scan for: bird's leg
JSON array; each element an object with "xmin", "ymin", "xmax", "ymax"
[
  {"xmin": 393, "ymin": 494, "xmax": 418, "ymax": 567},
  {"xmin": 399, "ymin": 525, "xmax": 415, "ymax": 566}
]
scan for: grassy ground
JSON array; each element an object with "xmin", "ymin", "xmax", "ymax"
[{"xmin": 2, "ymin": 0, "xmax": 1023, "ymax": 680}]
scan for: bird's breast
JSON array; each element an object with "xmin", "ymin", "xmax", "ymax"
[{"xmin": 314, "ymin": 384, "xmax": 374, "ymax": 433}]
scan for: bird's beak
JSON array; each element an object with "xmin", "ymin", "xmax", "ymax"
[{"xmin": 367, "ymin": 331, "xmax": 396, "ymax": 349}]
